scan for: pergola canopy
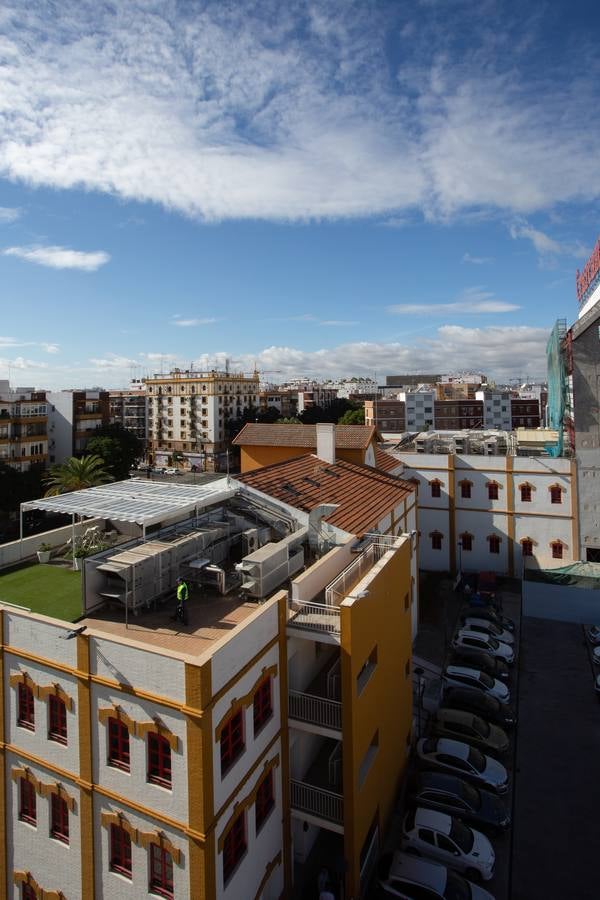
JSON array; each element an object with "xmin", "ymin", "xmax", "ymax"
[{"xmin": 21, "ymin": 477, "xmax": 236, "ymax": 527}]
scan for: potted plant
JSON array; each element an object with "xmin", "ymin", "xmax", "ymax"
[{"xmin": 36, "ymin": 542, "xmax": 53, "ymax": 564}]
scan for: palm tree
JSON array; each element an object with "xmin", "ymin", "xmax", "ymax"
[{"xmin": 44, "ymin": 454, "xmax": 114, "ymax": 496}]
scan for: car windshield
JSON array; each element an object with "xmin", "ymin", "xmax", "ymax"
[
  {"xmin": 459, "ymin": 781, "xmax": 481, "ymax": 809},
  {"xmin": 467, "ymin": 747, "xmax": 486, "ymax": 772},
  {"xmin": 444, "ymin": 869, "xmax": 471, "ymax": 900},
  {"xmin": 472, "ymin": 717, "xmax": 490, "ymax": 738},
  {"xmin": 478, "ymin": 671, "xmax": 494, "ymax": 689},
  {"xmin": 449, "ymin": 819, "xmax": 474, "ymax": 853},
  {"xmin": 488, "ymin": 637, "xmax": 499, "ymax": 649}
]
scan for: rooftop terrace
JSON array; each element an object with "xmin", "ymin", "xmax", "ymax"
[{"xmin": 0, "ymin": 564, "xmax": 82, "ymax": 622}]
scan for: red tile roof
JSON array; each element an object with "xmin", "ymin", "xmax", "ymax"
[
  {"xmin": 375, "ymin": 446, "xmax": 403, "ymax": 474},
  {"xmin": 232, "ymin": 422, "xmax": 376, "ymax": 450},
  {"xmin": 236, "ymin": 454, "xmax": 415, "ymax": 536}
]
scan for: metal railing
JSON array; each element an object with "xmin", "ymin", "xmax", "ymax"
[
  {"xmin": 288, "ymin": 601, "xmax": 341, "ymax": 634},
  {"xmin": 325, "ymin": 534, "xmax": 399, "ymax": 606},
  {"xmin": 289, "ymin": 690, "xmax": 342, "ymax": 731},
  {"xmin": 291, "ymin": 780, "xmax": 343, "ymax": 825}
]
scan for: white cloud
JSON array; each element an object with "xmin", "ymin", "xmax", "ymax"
[
  {"xmin": 2, "ymin": 245, "xmax": 110, "ymax": 271},
  {"xmin": 319, "ymin": 320, "xmax": 359, "ymax": 326},
  {"xmin": 0, "ymin": 3, "xmax": 597, "ymax": 222},
  {"xmin": 0, "ymin": 207, "xmax": 21, "ymax": 223},
  {"xmin": 0, "ymin": 336, "xmax": 60, "ymax": 353},
  {"xmin": 171, "ymin": 317, "xmax": 219, "ymax": 327},
  {"xmin": 509, "ymin": 219, "xmax": 589, "ymax": 260},
  {"xmin": 139, "ymin": 352, "xmax": 178, "ymax": 362},
  {"xmin": 462, "ymin": 252, "xmax": 493, "ymax": 265},
  {"xmin": 388, "ymin": 287, "xmax": 519, "ymax": 315},
  {"xmin": 41, "ymin": 342, "xmax": 60, "ymax": 354},
  {"xmin": 88, "ymin": 353, "xmax": 138, "ymax": 369}
]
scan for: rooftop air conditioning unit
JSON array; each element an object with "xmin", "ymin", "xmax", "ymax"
[{"xmin": 242, "ymin": 528, "xmax": 259, "ymax": 555}]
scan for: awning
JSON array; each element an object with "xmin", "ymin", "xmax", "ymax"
[{"xmin": 21, "ymin": 477, "xmax": 237, "ymax": 527}]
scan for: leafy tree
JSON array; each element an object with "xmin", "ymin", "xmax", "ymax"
[
  {"xmin": 276, "ymin": 416, "xmax": 302, "ymax": 424},
  {"xmin": 0, "ymin": 463, "xmax": 45, "ymax": 514},
  {"xmin": 87, "ymin": 424, "xmax": 144, "ymax": 479},
  {"xmin": 338, "ymin": 407, "xmax": 365, "ymax": 425},
  {"xmin": 299, "ymin": 399, "xmax": 362, "ymax": 424},
  {"xmin": 44, "ymin": 455, "xmax": 113, "ymax": 496}
]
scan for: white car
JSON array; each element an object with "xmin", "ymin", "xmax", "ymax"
[
  {"xmin": 462, "ymin": 617, "xmax": 515, "ymax": 645},
  {"xmin": 163, "ymin": 467, "xmax": 181, "ymax": 475},
  {"xmin": 454, "ymin": 631, "xmax": 515, "ymax": 664},
  {"xmin": 377, "ymin": 850, "xmax": 495, "ymax": 899},
  {"xmin": 416, "ymin": 737, "xmax": 509, "ymax": 793},
  {"xmin": 443, "ymin": 665, "xmax": 510, "ymax": 704},
  {"xmin": 402, "ymin": 807, "xmax": 495, "ymax": 881}
]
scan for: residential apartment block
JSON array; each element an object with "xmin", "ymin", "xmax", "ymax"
[
  {"xmin": 109, "ymin": 381, "xmax": 147, "ymax": 441},
  {"xmin": 2, "ymin": 435, "xmax": 417, "ymax": 899},
  {"xmin": 395, "ymin": 452, "xmax": 576, "ymax": 575},
  {"xmin": 0, "ymin": 382, "xmax": 48, "ymax": 472},
  {"xmin": 145, "ymin": 369, "xmax": 259, "ymax": 471},
  {"xmin": 47, "ymin": 390, "xmax": 110, "ymax": 464}
]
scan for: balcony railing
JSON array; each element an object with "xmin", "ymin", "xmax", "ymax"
[
  {"xmin": 289, "ymin": 690, "xmax": 342, "ymax": 731},
  {"xmin": 288, "ymin": 602, "xmax": 341, "ymax": 634},
  {"xmin": 325, "ymin": 533, "xmax": 399, "ymax": 605},
  {"xmin": 291, "ymin": 780, "xmax": 343, "ymax": 826}
]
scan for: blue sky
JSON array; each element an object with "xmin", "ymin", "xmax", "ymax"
[{"xmin": 1, "ymin": 0, "xmax": 599, "ymax": 388}]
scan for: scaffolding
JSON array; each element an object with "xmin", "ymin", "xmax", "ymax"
[{"xmin": 545, "ymin": 319, "xmax": 571, "ymax": 457}]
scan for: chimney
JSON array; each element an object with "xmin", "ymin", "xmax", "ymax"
[{"xmin": 316, "ymin": 423, "xmax": 336, "ymax": 464}]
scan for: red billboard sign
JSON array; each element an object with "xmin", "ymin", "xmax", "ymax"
[{"xmin": 576, "ymin": 236, "xmax": 600, "ymax": 304}]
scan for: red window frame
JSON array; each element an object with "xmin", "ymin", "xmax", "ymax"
[
  {"xmin": 19, "ymin": 778, "xmax": 36, "ymax": 825},
  {"xmin": 50, "ymin": 793, "xmax": 69, "ymax": 844},
  {"xmin": 550, "ymin": 486, "xmax": 562, "ymax": 504},
  {"xmin": 253, "ymin": 677, "xmax": 272, "ymax": 735},
  {"xmin": 110, "ymin": 823, "xmax": 132, "ymax": 878},
  {"xmin": 18, "ymin": 683, "xmax": 35, "ymax": 730},
  {"xmin": 108, "ymin": 717, "xmax": 130, "ymax": 771},
  {"xmin": 255, "ymin": 770, "xmax": 275, "ymax": 832},
  {"xmin": 460, "ymin": 534, "xmax": 472, "ymax": 552},
  {"xmin": 487, "ymin": 483, "xmax": 499, "ymax": 501},
  {"xmin": 489, "ymin": 535, "xmax": 501, "ymax": 554},
  {"xmin": 460, "ymin": 482, "xmax": 472, "ymax": 499},
  {"xmin": 520, "ymin": 485, "xmax": 532, "ymax": 502},
  {"xmin": 220, "ymin": 709, "xmax": 244, "ymax": 776},
  {"xmin": 521, "ymin": 540, "xmax": 533, "ymax": 558},
  {"xmin": 149, "ymin": 844, "xmax": 174, "ymax": 898},
  {"xmin": 147, "ymin": 733, "xmax": 172, "ymax": 788},
  {"xmin": 430, "ymin": 481, "xmax": 441, "ymax": 498},
  {"xmin": 48, "ymin": 694, "xmax": 67, "ymax": 744},
  {"xmin": 22, "ymin": 886, "xmax": 36, "ymax": 900},
  {"xmin": 551, "ymin": 542, "xmax": 564, "ymax": 560},
  {"xmin": 431, "ymin": 533, "xmax": 442, "ymax": 551},
  {"xmin": 223, "ymin": 810, "xmax": 246, "ymax": 883}
]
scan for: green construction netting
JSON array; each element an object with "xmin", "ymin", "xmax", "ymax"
[
  {"xmin": 525, "ymin": 562, "xmax": 600, "ymax": 589},
  {"xmin": 545, "ymin": 319, "xmax": 568, "ymax": 457}
]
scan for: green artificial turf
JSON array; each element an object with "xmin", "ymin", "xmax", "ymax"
[{"xmin": 0, "ymin": 564, "xmax": 82, "ymax": 622}]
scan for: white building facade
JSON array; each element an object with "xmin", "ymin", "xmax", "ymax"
[{"xmin": 397, "ymin": 452, "xmax": 577, "ymax": 575}]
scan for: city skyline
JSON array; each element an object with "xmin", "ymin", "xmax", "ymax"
[{"xmin": 1, "ymin": 1, "xmax": 598, "ymax": 389}]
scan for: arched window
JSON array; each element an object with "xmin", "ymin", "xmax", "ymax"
[
  {"xmin": 429, "ymin": 479, "xmax": 442, "ymax": 498},
  {"xmin": 459, "ymin": 479, "xmax": 472, "ymax": 499},
  {"xmin": 17, "ymin": 683, "xmax": 35, "ymax": 731},
  {"xmin": 459, "ymin": 533, "xmax": 473, "ymax": 552},
  {"xmin": 108, "ymin": 717, "xmax": 130, "ymax": 772},
  {"xmin": 430, "ymin": 531, "xmax": 443, "ymax": 551},
  {"xmin": 50, "ymin": 794, "xmax": 69, "ymax": 845},
  {"xmin": 521, "ymin": 539, "xmax": 533, "ymax": 557},
  {"xmin": 487, "ymin": 535, "xmax": 501, "ymax": 554},
  {"xmin": 48, "ymin": 694, "xmax": 67, "ymax": 744},
  {"xmin": 519, "ymin": 482, "xmax": 533, "ymax": 502},
  {"xmin": 487, "ymin": 481, "xmax": 500, "ymax": 501},
  {"xmin": 549, "ymin": 484, "xmax": 563, "ymax": 504},
  {"xmin": 551, "ymin": 540, "xmax": 564, "ymax": 560}
]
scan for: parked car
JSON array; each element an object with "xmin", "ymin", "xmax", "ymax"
[
  {"xmin": 596, "ymin": 674, "xmax": 600, "ymax": 698},
  {"xmin": 461, "ymin": 605, "xmax": 515, "ymax": 632},
  {"xmin": 454, "ymin": 631, "xmax": 515, "ymax": 664},
  {"xmin": 416, "ymin": 737, "xmax": 509, "ymax": 793},
  {"xmin": 429, "ymin": 709, "xmax": 510, "ymax": 756},
  {"xmin": 402, "ymin": 807, "xmax": 495, "ymax": 881},
  {"xmin": 163, "ymin": 467, "xmax": 181, "ymax": 475},
  {"xmin": 448, "ymin": 648, "xmax": 510, "ymax": 682},
  {"xmin": 443, "ymin": 665, "xmax": 510, "ymax": 704},
  {"xmin": 587, "ymin": 625, "xmax": 600, "ymax": 644},
  {"xmin": 377, "ymin": 850, "xmax": 495, "ymax": 899},
  {"xmin": 461, "ymin": 618, "xmax": 515, "ymax": 645},
  {"xmin": 442, "ymin": 687, "xmax": 516, "ymax": 728},
  {"xmin": 407, "ymin": 772, "xmax": 511, "ymax": 832}
]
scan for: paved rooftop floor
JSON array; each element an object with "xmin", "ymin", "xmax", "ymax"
[{"xmin": 511, "ymin": 617, "xmax": 600, "ymax": 900}]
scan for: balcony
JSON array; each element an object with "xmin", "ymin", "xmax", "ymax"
[
  {"xmin": 288, "ymin": 601, "xmax": 341, "ymax": 636},
  {"xmin": 289, "ymin": 653, "xmax": 341, "ymax": 734},
  {"xmin": 291, "ymin": 739, "xmax": 343, "ymax": 829}
]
